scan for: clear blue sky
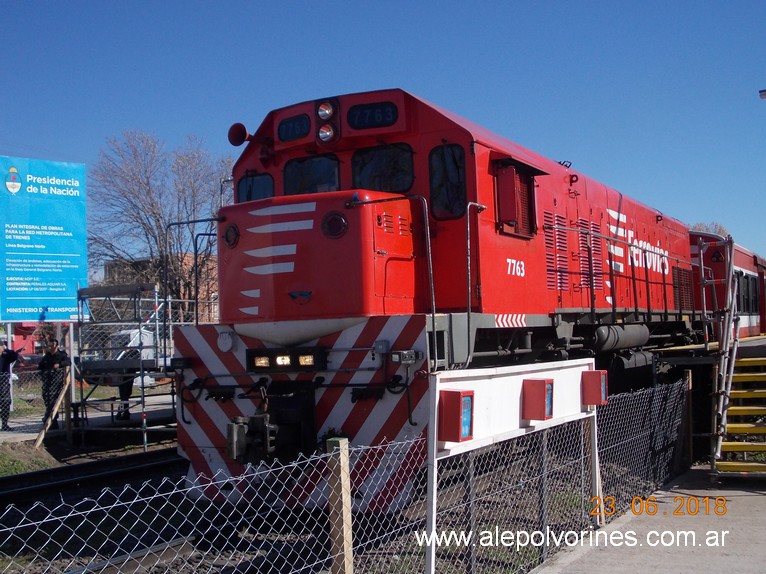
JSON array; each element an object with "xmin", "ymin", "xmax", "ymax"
[{"xmin": 3, "ymin": 1, "xmax": 765, "ymax": 255}]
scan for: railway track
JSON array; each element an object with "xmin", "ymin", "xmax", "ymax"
[{"xmin": 0, "ymin": 447, "xmax": 188, "ymax": 508}]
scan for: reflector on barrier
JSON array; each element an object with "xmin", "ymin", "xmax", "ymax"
[
  {"xmin": 438, "ymin": 389, "xmax": 474, "ymax": 442},
  {"xmin": 522, "ymin": 378, "xmax": 554, "ymax": 420},
  {"xmin": 581, "ymin": 370, "xmax": 608, "ymax": 405}
]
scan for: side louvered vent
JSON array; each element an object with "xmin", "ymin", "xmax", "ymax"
[
  {"xmin": 673, "ymin": 267, "xmax": 694, "ymax": 310},
  {"xmin": 590, "ymin": 222, "xmax": 604, "ymax": 290},
  {"xmin": 516, "ymin": 172, "xmax": 533, "ymax": 236},
  {"xmin": 578, "ymin": 219, "xmax": 604, "ymax": 290},
  {"xmin": 544, "ymin": 212, "xmax": 569, "ymax": 290},
  {"xmin": 381, "ymin": 213, "xmax": 395, "ymax": 234},
  {"xmin": 380, "ymin": 212, "xmax": 412, "ymax": 236},
  {"xmin": 544, "ymin": 212, "xmax": 556, "ymax": 289},
  {"xmin": 398, "ymin": 215, "xmax": 411, "ymax": 237}
]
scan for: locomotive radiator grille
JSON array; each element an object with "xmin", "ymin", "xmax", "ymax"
[
  {"xmin": 578, "ymin": 218, "xmax": 604, "ymax": 290},
  {"xmin": 544, "ymin": 211, "xmax": 569, "ymax": 290},
  {"xmin": 672, "ymin": 266, "xmax": 694, "ymax": 310}
]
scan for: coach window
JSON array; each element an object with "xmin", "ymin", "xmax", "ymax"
[
  {"xmin": 284, "ymin": 155, "xmax": 340, "ymax": 195},
  {"xmin": 737, "ymin": 275, "xmax": 758, "ymax": 315},
  {"xmin": 352, "ymin": 143, "xmax": 414, "ymax": 193},
  {"xmin": 738, "ymin": 276, "xmax": 754, "ymax": 314},
  {"xmin": 237, "ymin": 171, "xmax": 274, "ymax": 203},
  {"xmin": 494, "ymin": 160, "xmax": 537, "ymax": 237},
  {"xmin": 747, "ymin": 275, "xmax": 758, "ymax": 314},
  {"xmin": 429, "ymin": 144, "xmax": 466, "ymax": 219}
]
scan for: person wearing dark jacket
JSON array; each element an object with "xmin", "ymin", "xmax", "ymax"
[
  {"xmin": 39, "ymin": 339, "xmax": 70, "ymax": 430},
  {"xmin": 0, "ymin": 341, "xmax": 19, "ymax": 431}
]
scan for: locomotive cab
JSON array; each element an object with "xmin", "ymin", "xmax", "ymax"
[{"xmin": 221, "ymin": 90, "xmax": 485, "ymax": 345}]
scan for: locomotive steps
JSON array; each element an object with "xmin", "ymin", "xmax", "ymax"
[{"xmin": 716, "ymin": 356, "xmax": 766, "ymax": 475}]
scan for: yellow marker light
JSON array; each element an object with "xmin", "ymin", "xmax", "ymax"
[
  {"xmin": 254, "ymin": 356, "xmax": 270, "ymax": 368},
  {"xmin": 245, "ymin": 347, "xmax": 327, "ymax": 372},
  {"xmin": 298, "ymin": 354, "xmax": 315, "ymax": 367}
]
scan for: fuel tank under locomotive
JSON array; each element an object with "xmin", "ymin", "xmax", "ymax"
[{"xmin": 592, "ymin": 324, "xmax": 655, "ymax": 393}]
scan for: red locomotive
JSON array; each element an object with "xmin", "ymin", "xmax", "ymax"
[{"xmin": 173, "ymin": 89, "xmax": 763, "ymax": 507}]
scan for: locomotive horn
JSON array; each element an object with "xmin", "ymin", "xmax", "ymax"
[{"xmin": 228, "ymin": 123, "xmax": 250, "ymax": 147}]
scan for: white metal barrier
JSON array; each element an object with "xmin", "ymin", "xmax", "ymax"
[{"xmin": 425, "ymin": 359, "xmax": 604, "ymax": 573}]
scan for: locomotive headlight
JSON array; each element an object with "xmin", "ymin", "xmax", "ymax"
[
  {"xmin": 275, "ymin": 355, "xmax": 292, "ymax": 367},
  {"xmin": 321, "ymin": 211, "xmax": 349, "ymax": 239},
  {"xmin": 318, "ymin": 123, "xmax": 336, "ymax": 142},
  {"xmin": 223, "ymin": 224, "xmax": 240, "ymax": 248},
  {"xmin": 317, "ymin": 101, "xmax": 335, "ymax": 120}
]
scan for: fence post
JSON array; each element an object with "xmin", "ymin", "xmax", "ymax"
[
  {"xmin": 425, "ymin": 373, "xmax": 438, "ymax": 574},
  {"xmin": 64, "ymin": 378, "xmax": 72, "ymax": 445},
  {"xmin": 35, "ymin": 373, "xmax": 71, "ymax": 450},
  {"xmin": 537, "ymin": 428, "xmax": 549, "ymax": 561},
  {"xmin": 327, "ymin": 437, "xmax": 354, "ymax": 574},
  {"xmin": 686, "ymin": 369, "xmax": 694, "ymax": 468},
  {"xmin": 589, "ymin": 411, "xmax": 603, "ymax": 527},
  {"xmin": 464, "ymin": 451, "xmax": 477, "ymax": 574}
]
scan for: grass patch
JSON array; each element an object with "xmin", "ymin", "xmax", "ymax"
[{"xmin": 0, "ymin": 442, "xmax": 60, "ymax": 476}]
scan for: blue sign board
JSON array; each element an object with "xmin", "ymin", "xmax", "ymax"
[{"xmin": 1, "ymin": 155, "xmax": 87, "ymax": 322}]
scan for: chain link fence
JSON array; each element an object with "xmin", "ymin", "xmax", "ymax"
[
  {"xmin": 75, "ymin": 290, "xmax": 216, "ymax": 364},
  {"xmin": 0, "ymin": 379, "xmax": 689, "ymax": 573},
  {"xmin": 596, "ymin": 377, "xmax": 691, "ymax": 523},
  {"xmin": 430, "ymin": 418, "xmax": 595, "ymax": 573}
]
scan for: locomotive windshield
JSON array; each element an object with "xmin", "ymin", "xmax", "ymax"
[
  {"xmin": 240, "ymin": 143, "xmax": 418, "ymax": 199},
  {"xmin": 284, "ymin": 155, "xmax": 339, "ymax": 195},
  {"xmin": 237, "ymin": 171, "xmax": 274, "ymax": 202},
  {"xmin": 352, "ymin": 143, "xmax": 413, "ymax": 193}
]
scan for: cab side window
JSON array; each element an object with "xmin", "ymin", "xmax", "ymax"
[{"xmin": 429, "ymin": 144, "xmax": 466, "ymax": 219}]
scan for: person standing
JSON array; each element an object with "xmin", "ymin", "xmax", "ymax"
[
  {"xmin": 39, "ymin": 339, "xmax": 70, "ymax": 430},
  {"xmin": 0, "ymin": 341, "xmax": 19, "ymax": 431}
]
